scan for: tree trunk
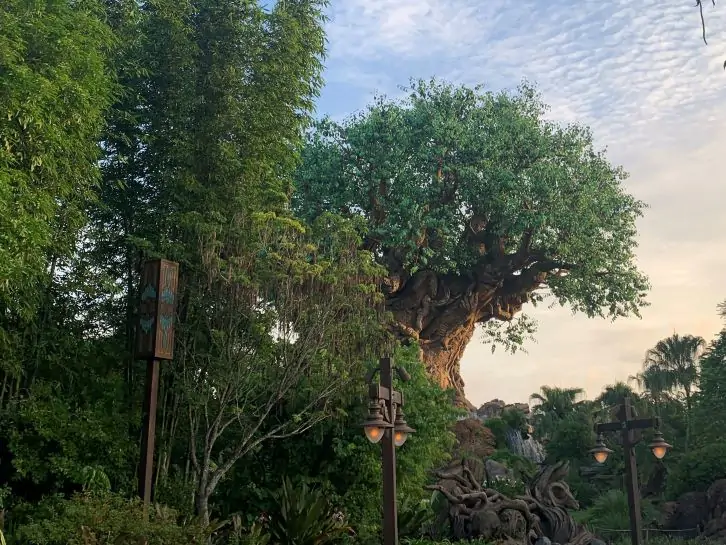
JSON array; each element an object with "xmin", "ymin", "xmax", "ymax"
[
  {"xmin": 684, "ymin": 387, "xmax": 692, "ymax": 454},
  {"xmin": 385, "ymin": 265, "xmax": 539, "ymax": 410},
  {"xmin": 195, "ymin": 491, "xmax": 211, "ymax": 527}
]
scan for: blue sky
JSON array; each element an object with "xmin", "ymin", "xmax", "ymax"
[{"xmin": 314, "ymin": 0, "xmax": 726, "ymax": 406}]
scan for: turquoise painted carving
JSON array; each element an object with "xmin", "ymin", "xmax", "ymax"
[
  {"xmin": 141, "ymin": 283, "xmax": 157, "ymax": 301},
  {"xmin": 140, "ymin": 317, "xmax": 155, "ymax": 334}
]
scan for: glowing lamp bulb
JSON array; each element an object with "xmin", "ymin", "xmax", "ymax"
[
  {"xmin": 364, "ymin": 426, "xmax": 384, "ymax": 444},
  {"xmin": 593, "ymin": 450, "xmax": 609, "ymax": 464}
]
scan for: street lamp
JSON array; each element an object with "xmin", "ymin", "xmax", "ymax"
[
  {"xmin": 589, "ymin": 433, "xmax": 613, "ymax": 464},
  {"xmin": 590, "ymin": 397, "xmax": 672, "ymax": 545},
  {"xmin": 361, "ymin": 356, "xmax": 416, "ymax": 545},
  {"xmin": 648, "ymin": 431, "xmax": 672, "ymax": 460}
]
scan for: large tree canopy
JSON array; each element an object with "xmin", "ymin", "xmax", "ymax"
[{"xmin": 294, "ymin": 80, "xmax": 649, "ymax": 403}]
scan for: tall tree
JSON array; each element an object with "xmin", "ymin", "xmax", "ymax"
[
  {"xmin": 294, "ymin": 80, "xmax": 649, "ymax": 405},
  {"xmin": 694, "ymin": 329, "xmax": 726, "ymax": 448},
  {"xmin": 529, "ymin": 386, "xmax": 584, "ymax": 439},
  {"xmin": 84, "ymin": 0, "xmax": 387, "ymax": 524},
  {"xmin": 642, "ymin": 333, "xmax": 705, "ymax": 452},
  {"xmin": 0, "ymin": 0, "xmax": 116, "ymax": 402}
]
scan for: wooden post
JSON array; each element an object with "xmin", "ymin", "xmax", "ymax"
[
  {"xmin": 380, "ymin": 356, "xmax": 399, "ymax": 545},
  {"xmin": 621, "ymin": 397, "xmax": 644, "ymax": 545},
  {"xmin": 134, "ymin": 259, "xmax": 178, "ymax": 512}
]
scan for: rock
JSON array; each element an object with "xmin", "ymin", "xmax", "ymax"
[
  {"xmin": 534, "ymin": 537, "xmax": 552, "ymax": 545},
  {"xmin": 663, "ymin": 491, "xmax": 708, "ymax": 531},
  {"xmin": 453, "ymin": 418, "xmax": 496, "ymax": 459},
  {"xmin": 484, "ymin": 458, "xmax": 513, "ymax": 482},
  {"xmin": 478, "ymin": 399, "xmax": 507, "ymax": 419},
  {"xmin": 708, "ymin": 479, "xmax": 726, "ymax": 519},
  {"xmin": 504, "ymin": 402, "xmax": 531, "ymax": 416}
]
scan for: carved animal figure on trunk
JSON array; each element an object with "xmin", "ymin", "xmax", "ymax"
[{"xmin": 428, "ymin": 460, "xmax": 605, "ymax": 545}]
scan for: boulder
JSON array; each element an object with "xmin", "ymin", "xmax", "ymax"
[
  {"xmin": 453, "ymin": 418, "xmax": 496, "ymax": 459},
  {"xmin": 485, "ymin": 458, "xmax": 513, "ymax": 483},
  {"xmin": 663, "ymin": 491, "xmax": 708, "ymax": 531},
  {"xmin": 478, "ymin": 399, "xmax": 507, "ymax": 419}
]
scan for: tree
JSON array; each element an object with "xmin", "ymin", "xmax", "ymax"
[
  {"xmin": 529, "ymin": 386, "xmax": 585, "ymax": 440},
  {"xmin": 294, "ymin": 80, "xmax": 649, "ymax": 405},
  {"xmin": 694, "ymin": 329, "xmax": 726, "ymax": 448},
  {"xmin": 0, "ymin": 0, "xmax": 116, "ymax": 399},
  {"xmin": 642, "ymin": 333, "xmax": 705, "ymax": 452}
]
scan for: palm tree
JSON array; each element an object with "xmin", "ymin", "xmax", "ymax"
[
  {"xmin": 529, "ymin": 386, "xmax": 584, "ymax": 438},
  {"xmin": 642, "ymin": 333, "xmax": 706, "ymax": 452},
  {"xmin": 530, "ymin": 386, "xmax": 584, "ymax": 418}
]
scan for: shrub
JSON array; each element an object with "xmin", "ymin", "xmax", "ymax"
[
  {"xmin": 580, "ymin": 489, "xmax": 659, "ymax": 533},
  {"xmin": 487, "ymin": 450, "xmax": 537, "ymax": 483},
  {"xmin": 486, "ymin": 476, "xmax": 526, "ymax": 497},
  {"xmin": 266, "ymin": 477, "xmax": 350, "ymax": 545},
  {"xmin": 7, "ymin": 492, "xmax": 209, "ymax": 544},
  {"xmin": 482, "ymin": 417, "xmax": 507, "ymax": 448},
  {"xmin": 666, "ymin": 443, "xmax": 726, "ymax": 499}
]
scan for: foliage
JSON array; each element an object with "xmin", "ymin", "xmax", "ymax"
[
  {"xmin": 294, "ymin": 79, "xmax": 649, "ymax": 335},
  {"xmin": 693, "ymin": 329, "xmax": 726, "ymax": 449},
  {"xmin": 401, "ymin": 538, "xmax": 492, "ymax": 545},
  {"xmin": 485, "ymin": 476, "xmax": 526, "ymax": 497},
  {"xmin": 266, "ymin": 477, "xmax": 350, "ymax": 545},
  {"xmin": 7, "ymin": 492, "xmax": 209, "ymax": 544},
  {"xmin": 544, "ymin": 412, "xmax": 594, "ymax": 464},
  {"xmin": 0, "ymin": 0, "xmax": 116, "ymax": 320},
  {"xmin": 487, "ymin": 450, "xmax": 537, "ymax": 483},
  {"xmin": 482, "ymin": 418, "xmax": 508, "ymax": 449},
  {"xmin": 666, "ymin": 442, "xmax": 726, "ymax": 499},
  {"xmin": 581, "ymin": 489, "xmax": 630, "ymax": 531},
  {"xmin": 530, "ymin": 386, "xmax": 586, "ymax": 440},
  {"xmin": 641, "ymin": 334, "xmax": 705, "ymax": 451},
  {"xmin": 579, "ymin": 489, "xmax": 658, "ymax": 532},
  {"xmin": 397, "ymin": 497, "xmax": 434, "ymax": 539},
  {"xmin": 500, "ymin": 408, "xmax": 528, "ymax": 434},
  {"xmin": 213, "ymin": 345, "xmax": 458, "ymax": 541}
]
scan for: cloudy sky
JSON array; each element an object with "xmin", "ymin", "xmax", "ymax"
[{"xmin": 315, "ymin": 0, "xmax": 726, "ymax": 407}]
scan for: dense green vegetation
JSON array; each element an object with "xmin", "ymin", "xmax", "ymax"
[{"xmin": 1, "ymin": 0, "xmax": 725, "ymax": 544}]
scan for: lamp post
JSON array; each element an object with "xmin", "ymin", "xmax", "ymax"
[
  {"xmin": 589, "ymin": 396, "xmax": 672, "ymax": 545},
  {"xmin": 361, "ymin": 356, "xmax": 416, "ymax": 545}
]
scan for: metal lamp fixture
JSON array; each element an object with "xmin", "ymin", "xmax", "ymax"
[
  {"xmin": 648, "ymin": 430, "xmax": 672, "ymax": 460},
  {"xmin": 392, "ymin": 405, "xmax": 416, "ymax": 447},
  {"xmin": 362, "ymin": 400, "xmax": 393, "ymax": 444},
  {"xmin": 590, "ymin": 397, "xmax": 673, "ymax": 545},
  {"xmin": 589, "ymin": 433, "xmax": 614, "ymax": 464},
  {"xmin": 360, "ymin": 356, "xmax": 415, "ymax": 545}
]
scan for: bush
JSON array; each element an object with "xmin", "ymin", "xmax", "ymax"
[
  {"xmin": 482, "ymin": 417, "xmax": 507, "ymax": 448},
  {"xmin": 579, "ymin": 489, "xmax": 658, "ymax": 532},
  {"xmin": 666, "ymin": 443, "xmax": 726, "ymax": 499},
  {"xmin": 487, "ymin": 450, "xmax": 537, "ymax": 483},
  {"xmin": 266, "ymin": 477, "xmax": 350, "ymax": 545},
  {"xmin": 7, "ymin": 492, "xmax": 209, "ymax": 544}
]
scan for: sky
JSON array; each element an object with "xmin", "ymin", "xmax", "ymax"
[{"xmin": 315, "ymin": 0, "xmax": 726, "ymax": 407}]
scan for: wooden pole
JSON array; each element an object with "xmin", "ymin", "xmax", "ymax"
[
  {"xmin": 134, "ymin": 259, "xmax": 178, "ymax": 514},
  {"xmin": 621, "ymin": 397, "xmax": 644, "ymax": 545},
  {"xmin": 138, "ymin": 358, "xmax": 160, "ymax": 513},
  {"xmin": 380, "ymin": 356, "xmax": 399, "ymax": 545}
]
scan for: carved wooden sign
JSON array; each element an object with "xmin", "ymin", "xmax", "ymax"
[{"xmin": 135, "ymin": 259, "xmax": 179, "ymax": 360}]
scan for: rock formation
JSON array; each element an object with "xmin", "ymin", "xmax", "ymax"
[
  {"xmin": 453, "ymin": 418, "xmax": 496, "ymax": 460},
  {"xmin": 663, "ymin": 478, "xmax": 726, "ymax": 539},
  {"xmin": 427, "ymin": 460, "xmax": 604, "ymax": 545},
  {"xmin": 477, "ymin": 399, "xmax": 531, "ymax": 420}
]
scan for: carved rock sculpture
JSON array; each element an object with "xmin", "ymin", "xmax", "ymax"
[{"xmin": 427, "ymin": 460, "xmax": 605, "ymax": 545}]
